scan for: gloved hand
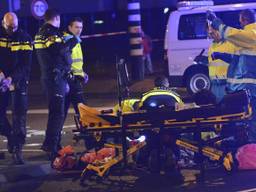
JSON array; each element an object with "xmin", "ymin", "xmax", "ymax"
[
  {"xmin": 211, "ymin": 52, "xmax": 233, "ymax": 63},
  {"xmin": 0, "ymin": 78, "xmax": 12, "ymax": 92},
  {"xmin": 206, "ymin": 10, "xmax": 223, "ymax": 30},
  {"xmin": 84, "ymin": 73, "xmax": 89, "ymax": 84},
  {"xmin": 65, "ymin": 83, "xmax": 70, "ymax": 94},
  {"xmin": 63, "ymin": 34, "xmax": 74, "ymax": 43},
  {"xmin": 206, "ymin": 10, "xmax": 217, "ymax": 22}
]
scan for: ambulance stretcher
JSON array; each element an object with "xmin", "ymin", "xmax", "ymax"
[{"xmin": 73, "ymin": 90, "xmax": 252, "ymax": 180}]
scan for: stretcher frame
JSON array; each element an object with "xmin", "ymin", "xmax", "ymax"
[{"xmin": 73, "ymin": 90, "xmax": 252, "ymax": 181}]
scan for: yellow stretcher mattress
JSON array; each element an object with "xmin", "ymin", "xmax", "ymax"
[{"xmin": 78, "ymin": 90, "xmax": 252, "ymax": 133}]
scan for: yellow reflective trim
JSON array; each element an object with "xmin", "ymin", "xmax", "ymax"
[
  {"xmin": 140, "ymin": 90, "xmax": 183, "ymax": 108},
  {"xmin": 11, "ymin": 44, "xmax": 33, "ymax": 51},
  {"xmin": 0, "ymin": 41, "xmax": 8, "ymax": 47},
  {"xmin": 72, "ymin": 69, "xmax": 84, "ymax": 73},
  {"xmin": 0, "ymin": 38, "xmax": 7, "ymax": 41},
  {"xmin": 227, "ymin": 78, "xmax": 256, "ymax": 84},
  {"xmin": 34, "ymin": 43, "xmax": 45, "ymax": 49},
  {"xmin": 34, "ymin": 35, "xmax": 63, "ymax": 49}
]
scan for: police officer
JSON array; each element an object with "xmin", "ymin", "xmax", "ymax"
[
  {"xmin": 64, "ymin": 17, "xmax": 88, "ymax": 119},
  {"xmin": 209, "ymin": 9, "xmax": 256, "ymax": 142},
  {"xmin": 34, "ymin": 9, "xmax": 79, "ymax": 158},
  {"xmin": 0, "ymin": 12, "xmax": 33, "ymax": 164}
]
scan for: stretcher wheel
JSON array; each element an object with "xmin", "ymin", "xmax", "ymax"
[
  {"xmin": 148, "ymin": 149, "xmax": 160, "ymax": 173},
  {"xmin": 80, "ymin": 169, "xmax": 94, "ymax": 185},
  {"xmin": 195, "ymin": 172, "xmax": 205, "ymax": 182}
]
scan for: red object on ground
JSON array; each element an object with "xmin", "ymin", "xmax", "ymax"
[
  {"xmin": 52, "ymin": 145, "xmax": 77, "ymax": 171},
  {"xmin": 80, "ymin": 148, "xmax": 116, "ymax": 164}
]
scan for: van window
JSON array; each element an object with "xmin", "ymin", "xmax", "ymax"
[
  {"xmin": 178, "ymin": 13, "xmax": 207, "ymax": 40},
  {"xmin": 178, "ymin": 10, "xmax": 252, "ymax": 40}
]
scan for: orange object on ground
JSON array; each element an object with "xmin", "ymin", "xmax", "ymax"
[
  {"xmin": 52, "ymin": 145, "xmax": 77, "ymax": 171},
  {"xmin": 80, "ymin": 148, "xmax": 116, "ymax": 164}
]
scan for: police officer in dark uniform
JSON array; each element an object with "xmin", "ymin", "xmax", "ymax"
[
  {"xmin": 0, "ymin": 12, "xmax": 33, "ymax": 164},
  {"xmin": 34, "ymin": 9, "xmax": 79, "ymax": 158}
]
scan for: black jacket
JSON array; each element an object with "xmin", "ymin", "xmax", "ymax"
[
  {"xmin": 0, "ymin": 26, "xmax": 33, "ymax": 85},
  {"xmin": 34, "ymin": 23, "xmax": 78, "ymax": 80}
]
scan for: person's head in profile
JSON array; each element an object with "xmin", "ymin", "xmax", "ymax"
[
  {"xmin": 154, "ymin": 76, "xmax": 170, "ymax": 88},
  {"xmin": 193, "ymin": 89, "xmax": 217, "ymax": 106}
]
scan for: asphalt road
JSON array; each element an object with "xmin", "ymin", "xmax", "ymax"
[{"xmin": 0, "ymin": 94, "xmax": 256, "ymax": 192}]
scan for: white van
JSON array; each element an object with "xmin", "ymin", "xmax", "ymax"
[{"xmin": 165, "ymin": 1, "xmax": 256, "ymax": 94}]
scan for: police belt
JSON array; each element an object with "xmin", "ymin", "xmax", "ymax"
[{"xmin": 51, "ymin": 68, "xmax": 74, "ymax": 80}]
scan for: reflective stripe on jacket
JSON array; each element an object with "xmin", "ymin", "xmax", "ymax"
[
  {"xmin": 139, "ymin": 87, "xmax": 183, "ymax": 108},
  {"xmin": 219, "ymin": 23, "xmax": 256, "ymax": 95},
  {"xmin": 208, "ymin": 41, "xmax": 237, "ymax": 80}
]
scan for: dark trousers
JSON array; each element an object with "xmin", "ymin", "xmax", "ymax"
[
  {"xmin": 42, "ymin": 77, "xmax": 66, "ymax": 152},
  {"xmin": 64, "ymin": 77, "xmax": 85, "ymax": 118},
  {"xmin": 0, "ymin": 83, "xmax": 28, "ymax": 148},
  {"xmin": 248, "ymin": 96, "xmax": 256, "ymax": 143}
]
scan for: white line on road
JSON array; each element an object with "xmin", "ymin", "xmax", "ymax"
[
  {"xmin": 237, "ymin": 188, "xmax": 256, "ymax": 192},
  {"xmin": 63, "ymin": 124, "xmax": 76, "ymax": 129},
  {"xmin": 7, "ymin": 107, "xmax": 110, "ymax": 114},
  {"xmin": 24, "ymin": 143, "xmax": 42, "ymax": 147},
  {"xmin": 0, "ymin": 149, "xmax": 43, "ymax": 152}
]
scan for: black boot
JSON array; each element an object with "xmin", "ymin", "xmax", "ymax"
[
  {"xmin": 7, "ymin": 135, "xmax": 15, "ymax": 153},
  {"xmin": 12, "ymin": 145, "xmax": 25, "ymax": 165}
]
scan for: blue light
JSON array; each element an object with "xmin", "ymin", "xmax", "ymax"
[{"xmin": 149, "ymin": 102, "xmax": 157, "ymax": 107}]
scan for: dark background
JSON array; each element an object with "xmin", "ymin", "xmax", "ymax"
[{"xmin": 1, "ymin": 0, "xmax": 255, "ymax": 80}]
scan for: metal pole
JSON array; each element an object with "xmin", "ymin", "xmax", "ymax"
[{"xmin": 128, "ymin": 0, "xmax": 144, "ymax": 81}]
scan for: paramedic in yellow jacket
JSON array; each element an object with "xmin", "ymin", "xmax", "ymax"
[
  {"xmin": 64, "ymin": 17, "xmax": 88, "ymax": 119},
  {"xmin": 113, "ymin": 76, "xmax": 183, "ymax": 113},
  {"xmin": 139, "ymin": 76, "xmax": 183, "ymax": 110},
  {"xmin": 209, "ymin": 9, "xmax": 256, "ymax": 142},
  {"xmin": 207, "ymin": 25, "xmax": 237, "ymax": 102}
]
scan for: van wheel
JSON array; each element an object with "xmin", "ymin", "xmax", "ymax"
[{"xmin": 186, "ymin": 72, "xmax": 210, "ymax": 94}]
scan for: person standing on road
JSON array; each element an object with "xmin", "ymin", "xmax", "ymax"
[
  {"xmin": 141, "ymin": 30, "xmax": 153, "ymax": 75},
  {"xmin": 63, "ymin": 17, "xmax": 88, "ymax": 120},
  {"xmin": 209, "ymin": 9, "xmax": 256, "ymax": 142},
  {"xmin": 0, "ymin": 12, "xmax": 33, "ymax": 164},
  {"xmin": 207, "ymin": 25, "xmax": 237, "ymax": 102},
  {"xmin": 34, "ymin": 9, "xmax": 80, "ymax": 159}
]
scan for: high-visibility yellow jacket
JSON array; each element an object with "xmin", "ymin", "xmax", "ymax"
[
  {"xmin": 113, "ymin": 99, "xmax": 140, "ymax": 113},
  {"xmin": 139, "ymin": 87, "xmax": 183, "ymax": 109},
  {"xmin": 71, "ymin": 42, "xmax": 84, "ymax": 77},
  {"xmin": 63, "ymin": 31, "xmax": 84, "ymax": 77},
  {"xmin": 218, "ymin": 23, "xmax": 256, "ymax": 94},
  {"xmin": 208, "ymin": 41, "xmax": 237, "ymax": 80}
]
